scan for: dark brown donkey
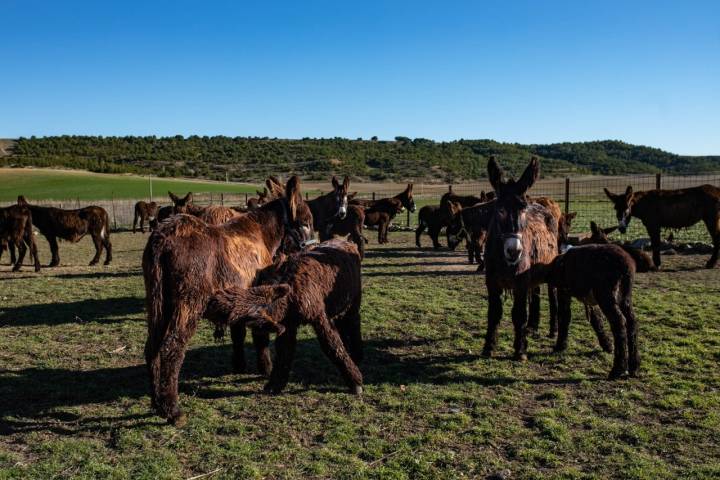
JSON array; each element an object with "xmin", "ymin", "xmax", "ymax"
[
  {"xmin": 446, "ymin": 200, "xmax": 495, "ymax": 268},
  {"xmin": 353, "ymin": 184, "xmax": 416, "ymax": 244},
  {"xmin": 482, "ymin": 157, "xmax": 565, "ymax": 361},
  {"xmin": 143, "ymin": 176, "xmax": 314, "ymax": 425},
  {"xmin": 133, "ymin": 201, "xmax": 159, "ymax": 233},
  {"xmin": 17, "ymin": 196, "xmax": 112, "ymax": 267},
  {"xmin": 207, "ymin": 239, "xmax": 363, "ymax": 395},
  {"xmin": 0, "ymin": 204, "xmax": 41, "ymax": 272},
  {"xmin": 580, "ymin": 221, "xmax": 656, "ymax": 273},
  {"xmin": 604, "ymin": 184, "xmax": 720, "ymax": 268},
  {"xmin": 321, "ymin": 205, "xmax": 367, "ymax": 259},
  {"xmin": 530, "ymin": 244, "xmax": 640, "ymax": 379},
  {"xmin": 307, "ymin": 176, "xmax": 350, "ymax": 233}
]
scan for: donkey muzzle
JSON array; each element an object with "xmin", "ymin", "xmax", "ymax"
[
  {"xmin": 503, "ymin": 234, "xmax": 523, "ymax": 265},
  {"xmin": 338, "ymin": 206, "xmax": 347, "ymax": 220}
]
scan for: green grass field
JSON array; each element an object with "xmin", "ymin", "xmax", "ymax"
[
  {"xmin": 1, "ymin": 231, "xmax": 719, "ymax": 479},
  {"xmin": 0, "ymin": 168, "xmax": 260, "ymax": 202}
]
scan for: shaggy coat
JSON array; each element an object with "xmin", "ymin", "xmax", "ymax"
[
  {"xmin": 482, "ymin": 157, "xmax": 564, "ymax": 361},
  {"xmin": 446, "ymin": 200, "xmax": 495, "ymax": 268},
  {"xmin": 580, "ymin": 221, "xmax": 656, "ymax": 273},
  {"xmin": 0, "ymin": 204, "xmax": 41, "ymax": 272},
  {"xmin": 246, "ymin": 188, "xmax": 270, "ymax": 210},
  {"xmin": 143, "ymin": 176, "xmax": 314, "ymax": 425},
  {"xmin": 307, "ymin": 176, "xmax": 350, "ymax": 233},
  {"xmin": 530, "ymin": 244, "xmax": 640, "ymax": 379},
  {"xmin": 208, "ymin": 239, "xmax": 363, "ymax": 395},
  {"xmin": 321, "ymin": 205, "xmax": 366, "ymax": 260},
  {"xmin": 17, "ymin": 196, "xmax": 112, "ymax": 267},
  {"xmin": 354, "ymin": 184, "xmax": 416, "ymax": 244},
  {"xmin": 415, "ymin": 205, "xmax": 445, "ymax": 249},
  {"xmin": 133, "ymin": 201, "xmax": 159, "ymax": 233},
  {"xmin": 604, "ymin": 184, "xmax": 720, "ymax": 268}
]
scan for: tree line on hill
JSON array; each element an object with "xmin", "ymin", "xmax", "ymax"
[{"xmin": 1, "ymin": 135, "xmax": 718, "ymax": 181}]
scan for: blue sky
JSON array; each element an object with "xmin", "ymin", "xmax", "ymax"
[{"xmin": 1, "ymin": 0, "xmax": 718, "ymax": 154}]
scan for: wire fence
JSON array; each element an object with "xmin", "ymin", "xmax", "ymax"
[{"xmin": 4, "ymin": 173, "xmax": 720, "ymax": 242}]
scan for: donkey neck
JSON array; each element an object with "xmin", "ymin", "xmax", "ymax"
[
  {"xmin": 307, "ymin": 192, "xmax": 337, "ymax": 228},
  {"xmin": 245, "ymin": 202, "xmax": 288, "ymax": 256}
]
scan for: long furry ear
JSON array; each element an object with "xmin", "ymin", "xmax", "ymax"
[
  {"xmin": 168, "ymin": 191, "xmax": 179, "ymax": 203},
  {"xmin": 566, "ymin": 212, "xmax": 577, "ymax": 222},
  {"xmin": 603, "ymin": 188, "xmax": 617, "ymax": 201},
  {"xmin": 285, "ymin": 176, "xmax": 301, "ymax": 221},
  {"xmin": 348, "ymin": 192, "xmax": 358, "ymax": 201},
  {"xmin": 624, "ymin": 185, "xmax": 633, "ymax": 198},
  {"xmin": 331, "ymin": 176, "xmax": 340, "ymax": 190},
  {"xmin": 266, "ymin": 177, "xmax": 285, "ymax": 198},
  {"xmin": 603, "ymin": 225, "xmax": 618, "ymax": 235},
  {"xmin": 487, "ymin": 156, "xmax": 504, "ymax": 192},
  {"xmin": 343, "ymin": 176, "xmax": 350, "ymax": 191},
  {"xmin": 17, "ymin": 195, "xmax": 28, "ymax": 205},
  {"xmin": 590, "ymin": 221, "xmax": 600, "ymax": 236},
  {"xmin": 516, "ymin": 156, "xmax": 539, "ymax": 193},
  {"xmin": 183, "ymin": 192, "xmax": 193, "ymax": 204},
  {"xmin": 407, "ymin": 183, "xmax": 413, "ymax": 193}
]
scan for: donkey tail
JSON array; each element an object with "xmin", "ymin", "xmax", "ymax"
[{"xmin": 142, "ymin": 234, "xmax": 169, "ymax": 410}]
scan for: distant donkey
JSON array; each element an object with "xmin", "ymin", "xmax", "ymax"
[
  {"xmin": 0, "ymin": 204, "xmax": 41, "ymax": 272},
  {"xmin": 17, "ymin": 195, "xmax": 112, "ymax": 267},
  {"xmin": 133, "ymin": 201, "xmax": 159, "ymax": 233},
  {"xmin": 352, "ymin": 184, "xmax": 416, "ymax": 244},
  {"xmin": 604, "ymin": 184, "xmax": 720, "ymax": 269}
]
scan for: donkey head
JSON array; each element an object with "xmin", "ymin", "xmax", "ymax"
[
  {"xmin": 331, "ymin": 176, "xmax": 351, "ymax": 220},
  {"xmin": 395, "ymin": 184, "xmax": 416, "ymax": 213},
  {"xmin": 256, "ymin": 188, "xmax": 269, "ymax": 204},
  {"xmin": 557, "ymin": 212, "xmax": 577, "ymax": 246},
  {"xmin": 266, "ymin": 176, "xmax": 286, "ymax": 200},
  {"xmin": 487, "ymin": 156, "xmax": 539, "ymax": 266},
  {"xmin": 445, "ymin": 202, "xmax": 466, "ymax": 250},
  {"xmin": 581, "ymin": 221, "xmax": 618, "ymax": 245},
  {"xmin": 281, "ymin": 176, "xmax": 315, "ymax": 250},
  {"xmin": 206, "ymin": 284, "xmax": 291, "ymax": 335},
  {"xmin": 603, "ymin": 186, "xmax": 635, "ymax": 234},
  {"xmin": 168, "ymin": 191, "xmax": 193, "ymax": 214}
]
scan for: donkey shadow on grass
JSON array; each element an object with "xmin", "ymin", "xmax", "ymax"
[
  {"xmin": 0, "ymin": 336, "xmax": 588, "ymax": 435},
  {"xmin": 0, "ymin": 296, "xmax": 145, "ymax": 327}
]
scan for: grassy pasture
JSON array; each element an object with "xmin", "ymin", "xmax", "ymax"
[
  {"xmin": 1, "ymin": 230, "xmax": 719, "ymax": 479},
  {"xmin": 0, "ymin": 168, "xmax": 259, "ymax": 202}
]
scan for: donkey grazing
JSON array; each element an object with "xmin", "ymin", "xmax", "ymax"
[
  {"xmin": 322, "ymin": 204, "xmax": 367, "ymax": 259},
  {"xmin": 17, "ymin": 196, "xmax": 112, "ymax": 267},
  {"xmin": 143, "ymin": 176, "xmax": 314, "ymax": 425},
  {"xmin": 133, "ymin": 201, "xmax": 159, "ymax": 234},
  {"xmin": 0, "ymin": 204, "xmax": 41, "ymax": 272},
  {"xmin": 530, "ymin": 244, "xmax": 640, "ymax": 379},
  {"xmin": 604, "ymin": 184, "xmax": 720, "ymax": 269},
  {"xmin": 208, "ymin": 239, "xmax": 363, "ymax": 395},
  {"xmin": 353, "ymin": 184, "xmax": 415, "ymax": 244},
  {"xmin": 482, "ymin": 157, "xmax": 565, "ymax": 361},
  {"xmin": 307, "ymin": 176, "xmax": 350, "ymax": 233}
]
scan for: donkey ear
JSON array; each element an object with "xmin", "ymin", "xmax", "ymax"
[
  {"xmin": 407, "ymin": 183, "xmax": 413, "ymax": 193},
  {"xmin": 168, "ymin": 191, "xmax": 179, "ymax": 203},
  {"xmin": 348, "ymin": 192, "xmax": 358, "ymax": 201},
  {"xmin": 183, "ymin": 192, "xmax": 193, "ymax": 204},
  {"xmin": 603, "ymin": 188, "xmax": 618, "ymax": 202},
  {"xmin": 331, "ymin": 176, "xmax": 340, "ymax": 190},
  {"xmin": 590, "ymin": 221, "xmax": 600, "ymax": 235},
  {"xmin": 17, "ymin": 195, "xmax": 28, "ymax": 205},
  {"xmin": 449, "ymin": 201, "xmax": 462, "ymax": 216},
  {"xmin": 624, "ymin": 185, "xmax": 633, "ymax": 198},
  {"xmin": 487, "ymin": 156, "xmax": 504, "ymax": 192},
  {"xmin": 517, "ymin": 156, "xmax": 540, "ymax": 193},
  {"xmin": 566, "ymin": 212, "xmax": 577, "ymax": 222},
  {"xmin": 343, "ymin": 176, "xmax": 350, "ymax": 191},
  {"xmin": 285, "ymin": 176, "xmax": 302, "ymax": 220}
]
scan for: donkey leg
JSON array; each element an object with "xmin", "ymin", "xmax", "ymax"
[
  {"xmin": 527, "ymin": 287, "xmax": 541, "ymax": 336},
  {"xmin": 132, "ymin": 213, "xmax": 138, "ymax": 233},
  {"xmin": 337, "ymin": 302, "xmax": 363, "ymax": 364},
  {"xmin": 547, "ymin": 285, "xmax": 558, "ymax": 338},
  {"xmin": 230, "ymin": 323, "xmax": 248, "ymax": 374},
  {"xmin": 620, "ymin": 297, "xmax": 640, "ymax": 376},
  {"xmin": 312, "ymin": 315, "xmax": 363, "ymax": 393},
  {"xmin": 12, "ymin": 241, "xmax": 27, "ymax": 272},
  {"xmin": 89, "ymin": 234, "xmax": 103, "ymax": 266},
  {"xmin": 27, "ymin": 232, "xmax": 41, "ymax": 272},
  {"xmin": 351, "ymin": 230, "xmax": 365, "ymax": 260},
  {"xmin": 510, "ymin": 286, "xmax": 529, "ymax": 361},
  {"xmin": 648, "ymin": 226, "xmax": 662, "ymax": 269},
  {"xmin": 252, "ymin": 329, "xmax": 273, "ymax": 376},
  {"xmin": 482, "ymin": 285, "xmax": 503, "ymax": 358},
  {"xmin": 703, "ymin": 214, "xmax": 720, "ymax": 268},
  {"xmin": 588, "ymin": 305, "xmax": 613, "ymax": 353},
  {"xmin": 103, "ymin": 233, "xmax": 113, "ymax": 265},
  {"xmin": 430, "ymin": 225, "xmax": 442, "ymax": 250},
  {"xmin": 553, "ymin": 289, "xmax": 572, "ymax": 353},
  {"xmin": 47, "ymin": 235, "xmax": 60, "ymax": 267},
  {"xmin": 264, "ymin": 323, "xmax": 298, "ymax": 394},
  {"xmin": 598, "ymin": 295, "xmax": 628, "ymax": 379},
  {"xmin": 415, "ymin": 223, "xmax": 425, "ymax": 248}
]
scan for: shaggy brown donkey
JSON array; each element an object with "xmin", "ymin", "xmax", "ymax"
[
  {"xmin": 307, "ymin": 176, "xmax": 350, "ymax": 233},
  {"xmin": 355, "ymin": 184, "xmax": 415, "ymax": 244},
  {"xmin": 208, "ymin": 239, "xmax": 363, "ymax": 395},
  {"xmin": 17, "ymin": 196, "xmax": 112, "ymax": 267},
  {"xmin": 246, "ymin": 188, "xmax": 270, "ymax": 210},
  {"xmin": 0, "ymin": 204, "xmax": 41, "ymax": 272},
  {"xmin": 482, "ymin": 157, "xmax": 565, "ymax": 361},
  {"xmin": 168, "ymin": 191, "xmax": 194, "ymax": 213},
  {"xmin": 446, "ymin": 200, "xmax": 495, "ymax": 268},
  {"xmin": 530, "ymin": 244, "xmax": 640, "ymax": 379},
  {"xmin": 415, "ymin": 205, "xmax": 444, "ymax": 249},
  {"xmin": 604, "ymin": 184, "xmax": 720, "ymax": 269},
  {"xmin": 321, "ymin": 205, "xmax": 367, "ymax": 259},
  {"xmin": 133, "ymin": 201, "xmax": 159, "ymax": 233},
  {"xmin": 143, "ymin": 176, "xmax": 314, "ymax": 425}
]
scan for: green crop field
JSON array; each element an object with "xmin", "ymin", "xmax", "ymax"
[
  {"xmin": 0, "ymin": 168, "xmax": 259, "ymax": 202},
  {"xmin": 1, "ymin": 231, "xmax": 719, "ymax": 479}
]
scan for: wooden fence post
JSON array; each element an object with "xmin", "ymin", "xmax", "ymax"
[
  {"xmin": 448, "ymin": 184, "xmax": 453, "ymax": 193},
  {"xmin": 407, "ymin": 209, "xmax": 411, "ymax": 227},
  {"xmin": 656, "ymin": 173, "xmax": 662, "ymax": 190},
  {"xmin": 564, "ymin": 177, "xmax": 570, "ymax": 215},
  {"xmin": 245, "ymin": 192, "xmax": 248, "ymax": 205},
  {"xmin": 372, "ymin": 192, "xmax": 376, "ymax": 201},
  {"xmin": 306, "ymin": 192, "xmax": 309, "ymax": 200}
]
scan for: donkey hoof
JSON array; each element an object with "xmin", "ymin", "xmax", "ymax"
[
  {"xmin": 705, "ymin": 261, "xmax": 717, "ymax": 269},
  {"xmin": 547, "ymin": 331, "xmax": 557, "ymax": 339},
  {"xmin": 263, "ymin": 382, "xmax": 283, "ymax": 394},
  {"xmin": 351, "ymin": 385, "xmax": 363, "ymax": 395},
  {"xmin": 168, "ymin": 412, "xmax": 188, "ymax": 427},
  {"xmin": 481, "ymin": 349, "xmax": 493, "ymax": 359},
  {"xmin": 552, "ymin": 343, "xmax": 567, "ymax": 354},
  {"xmin": 608, "ymin": 369, "xmax": 629, "ymax": 380},
  {"xmin": 514, "ymin": 353, "xmax": 528, "ymax": 362},
  {"xmin": 89, "ymin": 260, "xmax": 98, "ymax": 266},
  {"xmin": 104, "ymin": 260, "xmax": 111, "ymax": 266}
]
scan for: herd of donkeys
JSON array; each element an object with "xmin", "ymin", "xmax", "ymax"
[{"xmin": 1, "ymin": 157, "xmax": 719, "ymax": 426}]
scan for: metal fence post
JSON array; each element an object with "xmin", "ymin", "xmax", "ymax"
[
  {"xmin": 564, "ymin": 177, "xmax": 570, "ymax": 215},
  {"xmin": 656, "ymin": 173, "xmax": 662, "ymax": 190}
]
